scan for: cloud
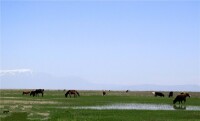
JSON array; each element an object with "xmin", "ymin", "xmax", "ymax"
[{"xmin": 0, "ymin": 69, "xmax": 32, "ymax": 76}]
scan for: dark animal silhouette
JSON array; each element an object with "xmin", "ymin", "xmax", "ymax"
[
  {"xmin": 22, "ymin": 91, "xmax": 30, "ymax": 95},
  {"xmin": 168, "ymin": 91, "xmax": 173, "ymax": 98},
  {"xmin": 126, "ymin": 90, "xmax": 129, "ymax": 93},
  {"xmin": 173, "ymin": 93, "xmax": 190, "ymax": 104},
  {"xmin": 30, "ymin": 91, "xmax": 36, "ymax": 97},
  {"xmin": 152, "ymin": 92, "xmax": 164, "ymax": 97},
  {"xmin": 173, "ymin": 105, "xmax": 186, "ymax": 110},
  {"xmin": 65, "ymin": 90, "xmax": 80, "ymax": 98},
  {"xmin": 3, "ymin": 110, "xmax": 9, "ymax": 113},
  {"xmin": 35, "ymin": 89, "xmax": 44, "ymax": 97},
  {"xmin": 103, "ymin": 91, "xmax": 106, "ymax": 96},
  {"xmin": 30, "ymin": 89, "xmax": 44, "ymax": 97}
]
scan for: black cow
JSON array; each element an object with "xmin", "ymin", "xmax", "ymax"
[
  {"xmin": 168, "ymin": 91, "xmax": 173, "ymax": 98},
  {"xmin": 152, "ymin": 92, "xmax": 165, "ymax": 97},
  {"xmin": 103, "ymin": 91, "xmax": 106, "ymax": 96}
]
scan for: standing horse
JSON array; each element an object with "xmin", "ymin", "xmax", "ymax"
[
  {"xmin": 22, "ymin": 91, "xmax": 30, "ymax": 95},
  {"xmin": 35, "ymin": 89, "xmax": 44, "ymax": 97},
  {"xmin": 65, "ymin": 90, "xmax": 80, "ymax": 98},
  {"xmin": 30, "ymin": 91, "xmax": 36, "ymax": 97},
  {"xmin": 173, "ymin": 93, "xmax": 190, "ymax": 104}
]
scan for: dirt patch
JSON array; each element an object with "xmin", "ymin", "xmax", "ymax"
[
  {"xmin": 28, "ymin": 113, "xmax": 33, "ymax": 117},
  {"xmin": 37, "ymin": 112, "xmax": 49, "ymax": 117},
  {"xmin": 27, "ymin": 112, "xmax": 50, "ymax": 121},
  {"xmin": 23, "ymin": 105, "xmax": 32, "ymax": 109},
  {"xmin": 0, "ymin": 97, "xmax": 48, "ymax": 101},
  {"xmin": 10, "ymin": 105, "xmax": 19, "ymax": 109},
  {"xmin": 0, "ymin": 100, "xmax": 59, "ymax": 105},
  {"xmin": 0, "ymin": 97, "xmax": 24, "ymax": 99}
]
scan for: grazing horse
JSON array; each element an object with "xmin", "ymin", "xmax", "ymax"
[
  {"xmin": 30, "ymin": 91, "xmax": 36, "ymax": 97},
  {"xmin": 65, "ymin": 90, "xmax": 80, "ymax": 98},
  {"xmin": 30, "ymin": 89, "xmax": 44, "ymax": 97},
  {"xmin": 173, "ymin": 93, "xmax": 190, "ymax": 104},
  {"xmin": 168, "ymin": 91, "xmax": 173, "ymax": 98},
  {"xmin": 22, "ymin": 91, "xmax": 30, "ymax": 95},
  {"xmin": 152, "ymin": 92, "xmax": 164, "ymax": 97},
  {"xmin": 35, "ymin": 89, "xmax": 44, "ymax": 97}
]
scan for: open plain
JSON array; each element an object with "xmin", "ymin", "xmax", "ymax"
[{"xmin": 0, "ymin": 90, "xmax": 200, "ymax": 121}]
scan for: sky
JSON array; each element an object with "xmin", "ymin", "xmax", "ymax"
[{"xmin": 1, "ymin": 0, "xmax": 200, "ymax": 91}]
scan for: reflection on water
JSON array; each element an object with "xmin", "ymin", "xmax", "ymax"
[
  {"xmin": 173, "ymin": 105, "xmax": 186, "ymax": 110},
  {"xmin": 71, "ymin": 103, "xmax": 200, "ymax": 111}
]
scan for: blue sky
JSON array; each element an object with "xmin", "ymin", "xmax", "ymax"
[{"xmin": 1, "ymin": 1, "xmax": 200, "ymax": 90}]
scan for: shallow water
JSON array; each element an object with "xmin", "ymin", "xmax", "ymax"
[{"xmin": 71, "ymin": 103, "xmax": 200, "ymax": 111}]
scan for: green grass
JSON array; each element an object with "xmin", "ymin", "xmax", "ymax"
[
  {"xmin": 49, "ymin": 109, "xmax": 200, "ymax": 121},
  {"xmin": 1, "ymin": 112, "xmax": 27, "ymax": 121},
  {"xmin": 0, "ymin": 90, "xmax": 200, "ymax": 121}
]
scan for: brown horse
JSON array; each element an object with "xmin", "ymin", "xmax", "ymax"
[
  {"xmin": 22, "ymin": 91, "xmax": 30, "ymax": 95},
  {"xmin": 65, "ymin": 90, "xmax": 80, "ymax": 98},
  {"xmin": 173, "ymin": 93, "xmax": 190, "ymax": 104}
]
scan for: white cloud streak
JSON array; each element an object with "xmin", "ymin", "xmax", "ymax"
[{"xmin": 0, "ymin": 69, "xmax": 33, "ymax": 76}]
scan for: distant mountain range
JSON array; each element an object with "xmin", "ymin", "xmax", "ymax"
[{"xmin": 1, "ymin": 72, "xmax": 199, "ymax": 92}]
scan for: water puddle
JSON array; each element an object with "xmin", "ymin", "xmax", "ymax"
[{"xmin": 71, "ymin": 103, "xmax": 200, "ymax": 111}]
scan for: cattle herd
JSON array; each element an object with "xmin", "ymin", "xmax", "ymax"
[
  {"xmin": 151, "ymin": 91, "xmax": 191, "ymax": 104},
  {"xmin": 22, "ymin": 89, "xmax": 191, "ymax": 105}
]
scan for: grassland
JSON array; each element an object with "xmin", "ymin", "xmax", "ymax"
[{"xmin": 0, "ymin": 89, "xmax": 200, "ymax": 121}]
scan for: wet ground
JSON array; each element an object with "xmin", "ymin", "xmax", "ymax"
[{"xmin": 71, "ymin": 103, "xmax": 200, "ymax": 111}]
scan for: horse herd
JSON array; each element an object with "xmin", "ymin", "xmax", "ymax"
[
  {"xmin": 23, "ymin": 89, "xmax": 44, "ymax": 97},
  {"xmin": 22, "ymin": 89, "xmax": 191, "ymax": 104},
  {"xmin": 23, "ymin": 89, "xmax": 80, "ymax": 98}
]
